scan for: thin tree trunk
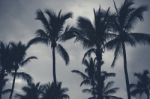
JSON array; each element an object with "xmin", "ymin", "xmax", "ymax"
[
  {"xmin": 0, "ymin": 70, "xmax": 5, "ymax": 99},
  {"xmin": 122, "ymin": 42, "xmax": 131, "ymax": 99},
  {"xmin": 52, "ymin": 46, "xmax": 57, "ymax": 85},
  {"xmin": 147, "ymin": 92, "xmax": 149, "ymax": 99},
  {"xmin": 96, "ymin": 47, "xmax": 103, "ymax": 99},
  {"xmin": 9, "ymin": 69, "xmax": 17, "ymax": 99}
]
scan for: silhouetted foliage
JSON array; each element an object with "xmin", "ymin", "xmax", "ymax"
[
  {"xmin": 8, "ymin": 41, "xmax": 37, "ymax": 99},
  {"xmin": 72, "ymin": 57, "xmax": 121, "ymax": 99},
  {"xmin": 15, "ymin": 81, "xmax": 42, "ymax": 99},
  {"xmin": 41, "ymin": 82, "xmax": 69, "ymax": 99},
  {"xmin": 105, "ymin": 0, "xmax": 150, "ymax": 99},
  {"xmin": 0, "ymin": 41, "xmax": 12, "ymax": 99},
  {"xmin": 28, "ymin": 9, "xmax": 72, "ymax": 84},
  {"xmin": 130, "ymin": 70, "xmax": 150, "ymax": 99},
  {"xmin": 71, "ymin": 7, "xmax": 115, "ymax": 99}
]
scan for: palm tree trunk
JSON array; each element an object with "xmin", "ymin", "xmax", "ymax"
[
  {"xmin": 122, "ymin": 42, "xmax": 131, "ymax": 99},
  {"xmin": 92, "ymin": 81, "xmax": 96, "ymax": 99},
  {"xmin": 96, "ymin": 47, "xmax": 103, "ymax": 99},
  {"xmin": 0, "ymin": 70, "xmax": 5, "ymax": 99},
  {"xmin": 9, "ymin": 69, "xmax": 17, "ymax": 99},
  {"xmin": 52, "ymin": 46, "xmax": 57, "ymax": 85},
  {"xmin": 147, "ymin": 92, "xmax": 150, "ymax": 99}
]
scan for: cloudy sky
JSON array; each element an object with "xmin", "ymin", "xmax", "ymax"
[{"xmin": 0, "ymin": 0, "xmax": 150, "ymax": 99}]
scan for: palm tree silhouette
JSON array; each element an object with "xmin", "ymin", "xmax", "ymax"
[
  {"xmin": 130, "ymin": 70, "xmax": 150, "ymax": 99},
  {"xmin": 106, "ymin": 0, "xmax": 150, "ymax": 99},
  {"xmin": 72, "ymin": 57, "xmax": 97, "ymax": 99},
  {"xmin": 83, "ymin": 81, "xmax": 122, "ymax": 99},
  {"xmin": 15, "ymin": 81, "xmax": 42, "ymax": 99},
  {"xmin": 72, "ymin": 56, "xmax": 120, "ymax": 99},
  {"xmin": 71, "ymin": 7, "xmax": 114, "ymax": 99},
  {"xmin": 9, "ymin": 42, "xmax": 37, "ymax": 99},
  {"xmin": 28, "ymin": 9, "xmax": 72, "ymax": 84},
  {"xmin": 41, "ymin": 82, "xmax": 69, "ymax": 99},
  {"xmin": 0, "ymin": 42, "xmax": 12, "ymax": 99}
]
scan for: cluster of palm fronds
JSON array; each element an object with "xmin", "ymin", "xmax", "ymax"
[{"xmin": 0, "ymin": 0, "xmax": 150, "ymax": 99}]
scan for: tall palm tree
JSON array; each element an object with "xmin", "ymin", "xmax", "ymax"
[
  {"xmin": 28, "ymin": 9, "xmax": 72, "ymax": 84},
  {"xmin": 15, "ymin": 81, "xmax": 42, "ymax": 99},
  {"xmin": 41, "ymin": 82, "xmax": 69, "ymax": 99},
  {"xmin": 83, "ymin": 81, "xmax": 122, "ymax": 99},
  {"xmin": 9, "ymin": 42, "xmax": 37, "ymax": 99},
  {"xmin": 0, "ymin": 42, "xmax": 12, "ymax": 99},
  {"xmin": 130, "ymin": 70, "xmax": 150, "ymax": 99},
  {"xmin": 69, "ymin": 7, "xmax": 114, "ymax": 99},
  {"xmin": 106, "ymin": 1, "xmax": 150, "ymax": 99}
]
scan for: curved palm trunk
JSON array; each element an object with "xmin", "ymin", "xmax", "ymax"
[
  {"xmin": 0, "ymin": 70, "xmax": 5, "ymax": 99},
  {"xmin": 9, "ymin": 69, "xmax": 17, "ymax": 99},
  {"xmin": 122, "ymin": 42, "xmax": 131, "ymax": 99},
  {"xmin": 52, "ymin": 46, "xmax": 57, "ymax": 85}
]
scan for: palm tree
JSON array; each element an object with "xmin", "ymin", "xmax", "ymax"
[
  {"xmin": 0, "ymin": 42, "xmax": 12, "ymax": 99},
  {"xmin": 130, "ymin": 70, "xmax": 150, "ymax": 99},
  {"xmin": 9, "ymin": 41, "xmax": 37, "ymax": 99},
  {"xmin": 69, "ymin": 7, "xmax": 114, "ymax": 99},
  {"xmin": 28, "ymin": 9, "xmax": 72, "ymax": 84},
  {"xmin": 106, "ymin": 1, "xmax": 150, "ymax": 99},
  {"xmin": 72, "ymin": 56, "xmax": 119, "ymax": 99},
  {"xmin": 41, "ymin": 82, "xmax": 69, "ymax": 99},
  {"xmin": 15, "ymin": 81, "xmax": 42, "ymax": 99},
  {"xmin": 72, "ymin": 57, "xmax": 97, "ymax": 99},
  {"xmin": 83, "ymin": 81, "xmax": 122, "ymax": 99}
]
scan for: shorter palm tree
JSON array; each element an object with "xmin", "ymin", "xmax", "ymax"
[
  {"xmin": 72, "ymin": 56, "xmax": 120, "ymax": 99},
  {"xmin": 41, "ymin": 82, "xmax": 69, "ymax": 99},
  {"xmin": 72, "ymin": 57, "xmax": 97, "ymax": 98},
  {"xmin": 0, "ymin": 41, "xmax": 12, "ymax": 99},
  {"xmin": 83, "ymin": 81, "xmax": 122, "ymax": 99},
  {"xmin": 15, "ymin": 81, "xmax": 42, "ymax": 99},
  {"xmin": 9, "ymin": 41, "xmax": 37, "ymax": 99},
  {"xmin": 130, "ymin": 70, "xmax": 150, "ymax": 99}
]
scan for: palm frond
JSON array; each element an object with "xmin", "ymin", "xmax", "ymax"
[
  {"xmin": 104, "ymin": 87, "xmax": 119, "ymax": 95},
  {"xmin": 21, "ymin": 56, "xmax": 37, "ymax": 66},
  {"xmin": 111, "ymin": 43, "xmax": 122, "ymax": 67},
  {"xmin": 27, "ymin": 37, "xmax": 49, "ymax": 48},
  {"xmin": 60, "ymin": 12, "xmax": 72, "ymax": 24},
  {"xmin": 82, "ymin": 88, "xmax": 92, "ymax": 93},
  {"xmin": 104, "ymin": 81, "xmax": 115, "ymax": 92},
  {"xmin": 130, "ymin": 33, "xmax": 150, "ymax": 45},
  {"xmin": 113, "ymin": 0, "xmax": 119, "ymax": 15},
  {"xmin": 11, "ymin": 72, "xmax": 32, "ymax": 83},
  {"xmin": 80, "ymin": 79, "xmax": 90, "ymax": 86},
  {"xmin": 56, "ymin": 44, "xmax": 69, "ymax": 65},
  {"xmin": 125, "ymin": 6, "xmax": 148, "ymax": 30},
  {"xmin": 82, "ymin": 48, "xmax": 96, "ymax": 63},
  {"xmin": 36, "ymin": 29, "xmax": 50, "ymax": 39},
  {"xmin": 36, "ymin": 10, "xmax": 51, "ymax": 34},
  {"xmin": 77, "ymin": 16, "xmax": 95, "ymax": 34},
  {"xmin": 60, "ymin": 26, "xmax": 76, "ymax": 41},
  {"xmin": 105, "ymin": 37, "xmax": 120, "ymax": 50},
  {"xmin": 72, "ymin": 70, "xmax": 88, "ymax": 79}
]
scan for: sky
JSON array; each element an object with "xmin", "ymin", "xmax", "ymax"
[{"xmin": 0, "ymin": 0, "xmax": 150, "ymax": 99}]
